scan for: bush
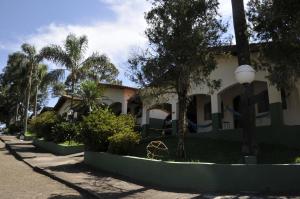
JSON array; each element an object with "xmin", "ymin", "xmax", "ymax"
[
  {"xmin": 108, "ymin": 131, "xmax": 141, "ymax": 155},
  {"xmin": 81, "ymin": 108, "xmax": 140, "ymax": 152},
  {"xmin": 8, "ymin": 123, "xmax": 22, "ymax": 134},
  {"xmin": 29, "ymin": 111, "xmax": 60, "ymax": 141},
  {"xmin": 51, "ymin": 121, "xmax": 81, "ymax": 144},
  {"xmin": 81, "ymin": 108, "xmax": 117, "ymax": 151}
]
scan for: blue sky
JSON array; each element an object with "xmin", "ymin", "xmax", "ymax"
[{"xmin": 0, "ymin": 0, "xmax": 248, "ymax": 106}]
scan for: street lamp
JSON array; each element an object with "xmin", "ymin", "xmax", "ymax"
[{"xmin": 235, "ymin": 65, "xmax": 255, "ymax": 84}]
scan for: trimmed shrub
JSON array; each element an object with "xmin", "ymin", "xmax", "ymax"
[
  {"xmin": 29, "ymin": 111, "xmax": 60, "ymax": 141},
  {"xmin": 81, "ymin": 108, "xmax": 141, "ymax": 153},
  {"xmin": 108, "ymin": 131, "xmax": 141, "ymax": 155},
  {"xmin": 51, "ymin": 121, "xmax": 81, "ymax": 144},
  {"xmin": 81, "ymin": 108, "xmax": 117, "ymax": 151}
]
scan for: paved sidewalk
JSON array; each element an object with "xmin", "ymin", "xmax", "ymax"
[
  {"xmin": 1, "ymin": 135, "xmax": 300, "ymax": 199},
  {"xmin": 0, "ymin": 138, "xmax": 88, "ymax": 199}
]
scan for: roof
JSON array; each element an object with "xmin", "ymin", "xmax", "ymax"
[
  {"xmin": 214, "ymin": 43, "xmax": 262, "ymax": 55},
  {"xmin": 53, "ymin": 95, "xmax": 82, "ymax": 111},
  {"xmin": 100, "ymin": 83, "xmax": 138, "ymax": 91}
]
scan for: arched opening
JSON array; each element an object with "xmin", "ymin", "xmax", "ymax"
[
  {"xmin": 186, "ymin": 94, "xmax": 212, "ymax": 133},
  {"xmin": 127, "ymin": 95, "xmax": 143, "ymax": 125},
  {"xmin": 109, "ymin": 102, "xmax": 122, "ymax": 116},
  {"xmin": 219, "ymin": 81, "xmax": 270, "ymax": 129},
  {"xmin": 147, "ymin": 103, "xmax": 172, "ymax": 133}
]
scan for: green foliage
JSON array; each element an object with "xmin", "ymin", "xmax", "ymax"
[
  {"xmin": 81, "ymin": 108, "xmax": 117, "ymax": 151},
  {"xmin": 128, "ymin": 0, "xmax": 226, "ymax": 158},
  {"xmin": 29, "ymin": 111, "xmax": 60, "ymax": 141},
  {"xmin": 108, "ymin": 131, "xmax": 141, "ymax": 155},
  {"xmin": 40, "ymin": 33, "xmax": 119, "ymax": 110},
  {"xmin": 8, "ymin": 123, "xmax": 22, "ymax": 134},
  {"xmin": 77, "ymin": 80, "xmax": 104, "ymax": 114},
  {"xmin": 81, "ymin": 108, "xmax": 140, "ymax": 153},
  {"xmin": 51, "ymin": 121, "xmax": 81, "ymax": 144},
  {"xmin": 247, "ymin": 0, "xmax": 300, "ymax": 90}
]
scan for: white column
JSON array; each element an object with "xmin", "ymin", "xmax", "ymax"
[
  {"xmin": 211, "ymin": 93, "xmax": 221, "ymax": 113},
  {"xmin": 141, "ymin": 106, "xmax": 150, "ymax": 125},
  {"xmin": 122, "ymin": 99, "xmax": 128, "ymax": 114},
  {"xmin": 267, "ymin": 82, "xmax": 282, "ymax": 103},
  {"xmin": 211, "ymin": 93, "xmax": 222, "ymax": 130},
  {"xmin": 171, "ymin": 102, "xmax": 178, "ymax": 120}
]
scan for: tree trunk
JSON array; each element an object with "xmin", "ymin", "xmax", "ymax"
[
  {"xmin": 176, "ymin": 77, "xmax": 189, "ymax": 159},
  {"xmin": 24, "ymin": 64, "xmax": 33, "ymax": 134},
  {"xmin": 231, "ymin": 0, "xmax": 256, "ymax": 155},
  {"xmin": 15, "ymin": 103, "xmax": 19, "ymax": 123},
  {"xmin": 33, "ymin": 85, "xmax": 38, "ymax": 117}
]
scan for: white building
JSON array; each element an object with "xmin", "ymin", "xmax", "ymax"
[{"xmin": 140, "ymin": 44, "xmax": 300, "ymax": 140}]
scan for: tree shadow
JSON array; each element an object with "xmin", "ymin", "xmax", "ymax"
[{"xmin": 47, "ymin": 194, "xmax": 90, "ymax": 199}]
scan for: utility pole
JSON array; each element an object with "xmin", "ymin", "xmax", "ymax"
[{"xmin": 231, "ymin": 0, "xmax": 256, "ymax": 155}]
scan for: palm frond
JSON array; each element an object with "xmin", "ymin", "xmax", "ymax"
[
  {"xmin": 40, "ymin": 69, "xmax": 65, "ymax": 90},
  {"xmin": 21, "ymin": 43, "xmax": 36, "ymax": 58},
  {"xmin": 40, "ymin": 45, "xmax": 71, "ymax": 68}
]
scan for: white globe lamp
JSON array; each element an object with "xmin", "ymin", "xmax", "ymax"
[{"xmin": 235, "ymin": 65, "xmax": 256, "ymax": 84}]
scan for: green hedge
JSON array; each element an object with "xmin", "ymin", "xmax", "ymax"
[{"xmin": 81, "ymin": 108, "xmax": 141, "ymax": 154}]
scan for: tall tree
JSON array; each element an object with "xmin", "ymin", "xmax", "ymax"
[
  {"xmin": 1, "ymin": 52, "xmax": 28, "ymax": 125},
  {"xmin": 247, "ymin": 0, "xmax": 300, "ymax": 90},
  {"xmin": 129, "ymin": 0, "xmax": 226, "ymax": 158},
  {"xmin": 19, "ymin": 44, "xmax": 44, "ymax": 134},
  {"xmin": 32, "ymin": 64, "xmax": 64, "ymax": 117},
  {"xmin": 41, "ymin": 34, "xmax": 119, "ymax": 111}
]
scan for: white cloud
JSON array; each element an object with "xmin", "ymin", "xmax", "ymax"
[
  {"xmin": 4, "ymin": 0, "xmax": 250, "ymax": 86},
  {"xmin": 13, "ymin": 0, "xmax": 151, "ymax": 86}
]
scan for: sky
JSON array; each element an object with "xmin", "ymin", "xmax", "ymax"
[{"xmin": 0, "ymin": 0, "xmax": 249, "ymax": 106}]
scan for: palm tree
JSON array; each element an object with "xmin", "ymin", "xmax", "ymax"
[
  {"xmin": 78, "ymin": 80, "xmax": 104, "ymax": 114},
  {"xmin": 32, "ymin": 64, "xmax": 64, "ymax": 117},
  {"xmin": 41, "ymin": 34, "xmax": 118, "ymax": 112},
  {"xmin": 19, "ymin": 44, "xmax": 44, "ymax": 134}
]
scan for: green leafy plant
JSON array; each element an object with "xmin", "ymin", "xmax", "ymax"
[
  {"xmin": 81, "ymin": 108, "xmax": 140, "ymax": 153},
  {"xmin": 108, "ymin": 131, "xmax": 141, "ymax": 155},
  {"xmin": 29, "ymin": 111, "xmax": 60, "ymax": 141},
  {"xmin": 81, "ymin": 108, "xmax": 117, "ymax": 151},
  {"xmin": 51, "ymin": 121, "xmax": 81, "ymax": 144}
]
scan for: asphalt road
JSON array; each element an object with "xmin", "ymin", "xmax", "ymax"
[{"xmin": 0, "ymin": 140, "xmax": 88, "ymax": 199}]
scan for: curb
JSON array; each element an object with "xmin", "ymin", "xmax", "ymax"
[{"xmin": 0, "ymin": 137, "xmax": 99, "ymax": 199}]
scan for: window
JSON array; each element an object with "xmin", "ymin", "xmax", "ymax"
[
  {"xmin": 204, "ymin": 102, "xmax": 212, "ymax": 120},
  {"xmin": 257, "ymin": 90, "xmax": 269, "ymax": 113}
]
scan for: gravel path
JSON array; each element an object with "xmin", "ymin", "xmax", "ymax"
[{"xmin": 0, "ymin": 140, "xmax": 88, "ymax": 199}]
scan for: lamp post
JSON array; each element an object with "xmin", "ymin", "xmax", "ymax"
[
  {"xmin": 235, "ymin": 65, "xmax": 256, "ymax": 158},
  {"xmin": 231, "ymin": 0, "xmax": 257, "ymax": 161}
]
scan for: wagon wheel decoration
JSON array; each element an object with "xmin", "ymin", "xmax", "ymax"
[{"xmin": 146, "ymin": 141, "xmax": 169, "ymax": 160}]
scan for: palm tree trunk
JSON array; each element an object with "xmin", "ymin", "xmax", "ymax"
[
  {"xmin": 33, "ymin": 85, "xmax": 38, "ymax": 117},
  {"xmin": 70, "ymin": 78, "xmax": 75, "ymax": 122},
  {"xmin": 23, "ymin": 64, "xmax": 33, "ymax": 134},
  {"xmin": 15, "ymin": 103, "xmax": 19, "ymax": 122}
]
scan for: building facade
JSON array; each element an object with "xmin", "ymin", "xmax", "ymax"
[{"xmin": 140, "ymin": 47, "xmax": 300, "ymax": 136}]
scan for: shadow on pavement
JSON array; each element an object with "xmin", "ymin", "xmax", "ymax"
[{"xmin": 48, "ymin": 194, "xmax": 90, "ymax": 199}]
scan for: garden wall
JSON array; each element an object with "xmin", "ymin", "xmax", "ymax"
[
  {"xmin": 190, "ymin": 125, "xmax": 300, "ymax": 149},
  {"xmin": 85, "ymin": 152, "xmax": 300, "ymax": 193},
  {"xmin": 33, "ymin": 139, "xmax": 84, "ymax": 155}
]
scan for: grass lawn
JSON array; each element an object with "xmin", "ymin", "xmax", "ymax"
[
  {"xmin": 25, "ymin": 131, "xmax": 36, "ymax": 137},
  {"xmin": 129, "ymin": 136, "xmax": 300, "ymax": 164},
  {"xmin": 58, "ymin": 140, "xmax": 83, "ymax": 147}
]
